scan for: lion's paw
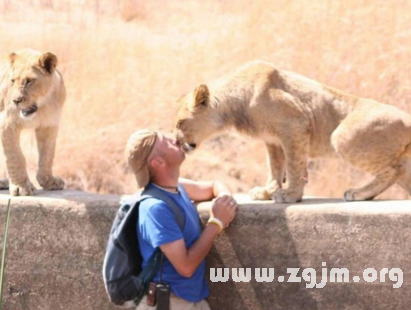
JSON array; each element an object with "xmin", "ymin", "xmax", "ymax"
[
  {"xmin": 9, "ymin": 179, "xmax": 36, "ymax": 196},
  {"xmin": 0, "ymin": 179, "xmax": 9, "ymax": 189},
  {"xmin": 249, "ymin": 186, "xmax": 271, "ymax": 200},
  {"xmin": 37, "ymin": 175, "xmax": 65, "ymax": 190},
  {"xmin": 343, "ymin": 189, "xmax": 369, "ymax": 201},
  {"xmin": 273, "ymin": 188, "xmax": 303, "ymax": 203},
  {"xmin": 343, "ymin": 189, "xmax": 355, "ymax": 201}
]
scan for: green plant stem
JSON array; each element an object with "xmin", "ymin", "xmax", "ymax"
[{"xmin": 0, "ymin": 199, "xmax": 12, "ymax": 310}]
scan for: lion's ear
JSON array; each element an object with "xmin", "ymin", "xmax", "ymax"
[
  {"xmin": 8, "ymin": 53, "xmax": 17, "ymax": 65},
  {"xmin": 193, "ymin": 84, "xmax": 209, "ymax": 108},
  {"xmin": 39, "ymin": 52, "xmax": 58, "ymax": 74}
]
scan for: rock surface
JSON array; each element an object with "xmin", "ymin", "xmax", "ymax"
[{"xmin": 0, "ymin": 190, "xmax": 409, "ymax": 310}]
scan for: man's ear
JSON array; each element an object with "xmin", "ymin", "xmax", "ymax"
[
  {"xmin": 192, "ymin": 84, "xmax": 209, "ymax": 109},
  {"xmin": 38, "ymin": 52, "xmax": 58, "ymax": 74},
  {"xmin": 149, "ymin": 156, "xmax": 164, "ymax": 169}
]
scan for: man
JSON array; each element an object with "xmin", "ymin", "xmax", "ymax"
[{"xmin": 125, "ymin": 129, "xmax": 237, "ymax": 310}]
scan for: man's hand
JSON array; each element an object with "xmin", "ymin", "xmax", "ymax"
[{"xmin": 210, "ymin": 194, "xmax": 237, "ymax": 228}]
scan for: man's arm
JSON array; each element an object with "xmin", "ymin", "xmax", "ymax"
[
  {"xmin": 160, "ymin": 224, "xmax": 220, "ymax": 278},
  {"xmin": 179, "ymin": 178, "xmax": 232, "ymax": 202},
  {"xmin": 160, "ymin": 193, "xmax": 237, "ymax": 278}
]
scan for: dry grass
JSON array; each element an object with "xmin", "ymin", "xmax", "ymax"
[{"xmin": 1, "ymin": 0, "xmax": 411, "ymax": 199}]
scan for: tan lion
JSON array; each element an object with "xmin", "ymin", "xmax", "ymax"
[
  {"xmin": 174, "ymin": 60, "xmax": 411, "ymax": 203},
  {"xmin": 0, "ymin": 49, "xmax": 66, "ymax": 196}
]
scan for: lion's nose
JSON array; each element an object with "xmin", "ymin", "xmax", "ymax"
[{"xmin": 13, "ymin": 97, "xmax": 23, "ymax": 105}]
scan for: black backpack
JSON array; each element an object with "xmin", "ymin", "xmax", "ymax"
[{"xmin": 102, "ymin": 186, "xmax": 185, "ymax": 307}]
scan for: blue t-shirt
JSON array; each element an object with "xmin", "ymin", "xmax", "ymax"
[{"xmin": 137, "ymin": 183, "xmax": 209, "ymax": 302}]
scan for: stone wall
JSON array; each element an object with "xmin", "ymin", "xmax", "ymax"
[{"xmin": 0, "ymin": 190, "xmax": 409, "ymax": 310}]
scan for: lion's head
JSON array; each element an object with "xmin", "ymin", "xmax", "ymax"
[
  {"xmin": 174, "ymin": 84, "xmax": 224, "ymax": 152},
  {"xmin": 6, "ymin": 49, "xmax": 59, "ymax": 119}
]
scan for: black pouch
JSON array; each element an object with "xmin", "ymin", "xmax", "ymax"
[
  {"xmin": 156, "ymin": 283, "xmax": 170, "ymax": 310},
  {"xmin": 156, "ymin": 253, "xmax": 170, "ymax": 310}
]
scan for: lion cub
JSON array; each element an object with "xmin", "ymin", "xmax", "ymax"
[
  {"xmin": 0, "ymin": 49, "xmax": 66, "ymax": 196},
  {"xmin": 174, "ymin": 61, "xmax": 411, "ymax": 203}
]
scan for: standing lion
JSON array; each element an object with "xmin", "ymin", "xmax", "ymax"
[
  {"xmin": 0, "ymin": 49, "xmax": 65, "ymax": 196},
  {"xmin": 174, "ymin": 61, "xmax": 411, "ymax": 203}
]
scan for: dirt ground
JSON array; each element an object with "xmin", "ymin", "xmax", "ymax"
[{"xmin": 1, "ymin": 0, "xmax": 411, "ymax": 200}]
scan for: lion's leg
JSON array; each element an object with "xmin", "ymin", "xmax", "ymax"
[
  {"xmin": 249, "ymin": 143, "xmax": 285, "ymax": 200},
  {"xmin": 273, "ymin": 135, "xmax": 310, "ymax": 203},
  {"xmin": 0, "ymin": 141, "xmax": 9, "ymax": 190},
  {"xmin": 344, "ymin": 165, "xmax": 404, "ymax": 201},
  {"xmin": 1, "ymin": 126, "xmax": 36, "ymax": 196},
  {"xmin": 332, "ymin": 109, "xmax": 411, "ymax": 200},
  {"xmin": 394, "ymin": 158, "xmax": 411, "ymax": 195},
  {"xmin": 36, "ymin": 126, "xmax": 64, "ymax": 190}
]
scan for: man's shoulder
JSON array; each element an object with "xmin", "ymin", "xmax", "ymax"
[{"xmin": 139, "ymin": 196, "xmax": 170, "ymax": 213}]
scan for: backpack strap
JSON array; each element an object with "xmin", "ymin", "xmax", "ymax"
[{"xmin": 142, "ymin": 185, "xmax": 185, "ymax": 231}]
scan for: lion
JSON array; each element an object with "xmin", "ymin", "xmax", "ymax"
[
  {"xmin": 174, "ymin": 60, "xmax": 411, "ymax": 203},
  {"xmin": 0, "ymin": 49, "xmax": 66, "ymax": 196}
]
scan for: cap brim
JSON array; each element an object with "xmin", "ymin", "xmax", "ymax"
[{"xmin": 135, "ymin": 165, "xmax": 150, "ymax": 189}]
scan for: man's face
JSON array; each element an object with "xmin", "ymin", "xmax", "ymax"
[{"xmin": 152, "ymin": 133, "xmax": 186, "ymax": 166}]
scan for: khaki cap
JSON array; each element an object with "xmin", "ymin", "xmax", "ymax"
[{"xmin": 125, "ymin": 129, "xmax": 157, "ymax": 189}]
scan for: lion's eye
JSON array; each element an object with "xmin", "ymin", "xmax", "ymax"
[
  {"xmin": 176, "ymin": 120, "xmax": 185, "ymax": 129},
  {"xmin": 26, "ymin": 78, "xmax": 35, "ymax": 86},
  {"xmin": 10, "ymin": 79, "xmax": 15, "ymax": 84}
]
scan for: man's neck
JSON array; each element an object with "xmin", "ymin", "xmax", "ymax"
[
  {"xmin": 151, "ymin": 167, "xmax": 180, "ymax": 191},
  {"xmin": 151, "ymin": 182, "xmax": 179, "ymax": 193}
]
